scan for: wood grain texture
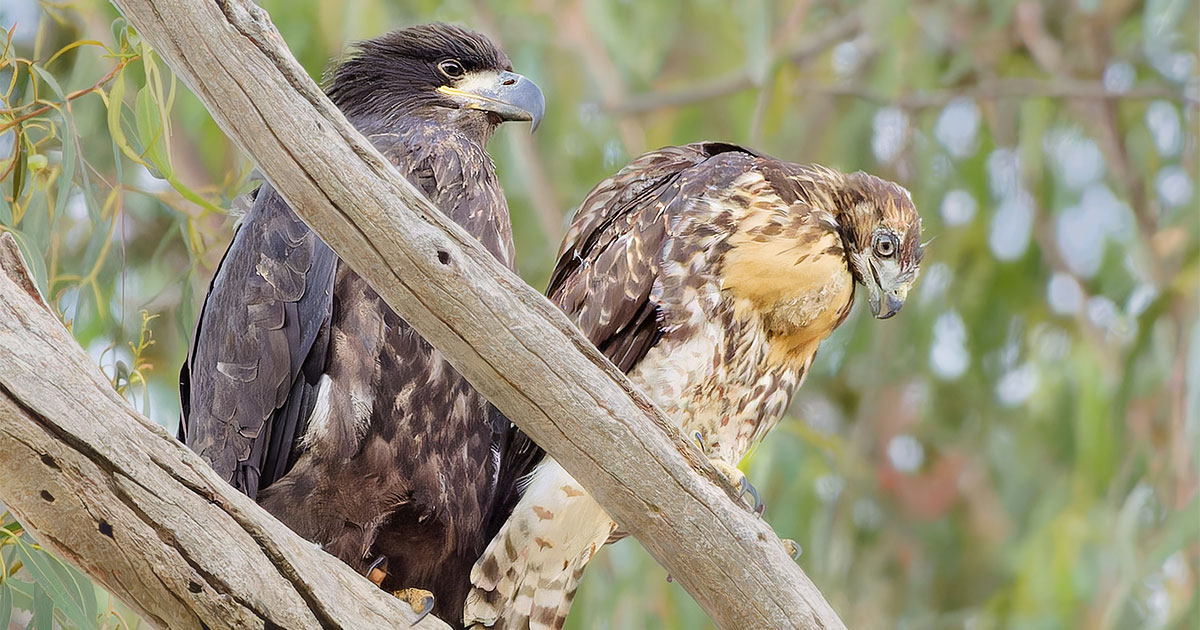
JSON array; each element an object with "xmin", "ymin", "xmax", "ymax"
[{"xmin": 6, "ymin": 0, "xmax": 850, "ymax": 626}]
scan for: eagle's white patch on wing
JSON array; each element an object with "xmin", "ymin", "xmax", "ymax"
[
  {"xmin": 427, "ymin": 351, "xmax": 448, "ymax": 383},
  {"xmin": 490, "ymin": 442, "xmax": 502, "ymax": 489},
  {"xmin": 300, "ymin": 374, "xmax": 333, "ymax": 449},
  {"xmin": 349, "ymin": 381, "xmax": 374, "ymax": 439}
]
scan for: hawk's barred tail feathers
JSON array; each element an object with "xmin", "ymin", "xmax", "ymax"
[{"xmin": 464, "ymin": 459, "xmax": 614, "ymax": 630}]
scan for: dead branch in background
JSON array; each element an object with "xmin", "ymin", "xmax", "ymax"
[
  {"xmin": 807, "ymin": 79, "xmax": 1194, "ymax": 109},
  {"xmin": 603, "ymin": 10, "xmax": 863, "ymax": 116}
]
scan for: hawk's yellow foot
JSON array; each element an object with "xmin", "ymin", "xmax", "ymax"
[
  {"xmin": 782, "ymin": 538, "xmax": 802, "ymax": 561},
  {"xmin": 392, "ymin": 588, "xmax": 436, "ymax": 626},
  {"xmin": 709, "ymin": 459, "xmax": 763, "ymax": 515}
]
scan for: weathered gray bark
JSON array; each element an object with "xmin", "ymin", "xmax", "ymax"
[
  {"xmin": 0, "ymin": 0, "xmax": 851, "ymax": 627},
  {"xmin": 0, "ymin": 234, "xmax": 450, "ymax": 630}
]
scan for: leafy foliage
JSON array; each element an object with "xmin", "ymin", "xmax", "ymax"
[{"xmin": 0, "ymin": 0, "xmax": 1196, "ymax": 629}]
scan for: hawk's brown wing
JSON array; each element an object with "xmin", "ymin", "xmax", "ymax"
[{"xmin": 547, "ymin": 141, "xmax": 757, "ymax": 370}]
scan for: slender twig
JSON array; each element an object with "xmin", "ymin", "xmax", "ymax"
[
  {"xmin": 804, "ymin": 79, "xmax": 1195, "ymax": 109},
  {"xmin": 0, "ymin": 56, "xmax": 135, "ymax": 132},
  {"xmin": 561, "ymin": 0, "xmax": 646, "ymax": 153},
  {"xmin": 1012, "ymin": 1, "xmax": 1173, "ymax": 289},
  {"xmin": 604, "ymin": 10, "xmax": 862, "ymax": 116},
  {"xmin": 467, "ymin": 0, "xmax": 565, "ymax": 242},
  {"xmin": 608, "ymin": 73, "xmax": 754, "ymax": 116},
  {"xmin": 749, "ymin": 0, "xmax": 813, "ymax": 144}
]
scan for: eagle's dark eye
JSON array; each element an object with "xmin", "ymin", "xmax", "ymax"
[
  {"xmin": 438, "ymin": 59, "xmax": 465, "ymax": 79},
  {"xmin": 874, "ymin": 234, "xmax": 897, "ymax": 258}
]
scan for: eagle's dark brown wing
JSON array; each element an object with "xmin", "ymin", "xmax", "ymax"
[
  {"xmin": 547, "ymin": 141, "xmax": 757, "ymax": 370},
  {"xmin": 179, "ymin": 185, "xmax": 337, "ymax": 498}
]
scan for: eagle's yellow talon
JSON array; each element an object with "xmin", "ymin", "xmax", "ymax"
[{"xmin": 392, "ymin": 588, "xmax": 435, "ymax": 625}]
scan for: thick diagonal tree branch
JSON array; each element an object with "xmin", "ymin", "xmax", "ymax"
[{"xmin": 1, "ymin": 0, "xmax": 849, "ymax": 628}]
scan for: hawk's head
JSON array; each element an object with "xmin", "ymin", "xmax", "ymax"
[
  {"xmin": 327, "ymin": 23, "xmax": 544, "ymax": 136},
  {"xmin": 837, "ymin": 173, "xmax": 924, "ymax": 319}
]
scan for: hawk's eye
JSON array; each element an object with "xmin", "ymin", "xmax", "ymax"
[
  {"xmin": 874, "ymin": 234, "xmax": 897, "ymax": 258},
  {"xmin": 438, "ymin": 59, "xmax": 465, "ymax": 79}
]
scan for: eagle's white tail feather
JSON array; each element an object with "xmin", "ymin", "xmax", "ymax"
[{"xmin": 465, "ymin": 459, "xmax": 613, "ymax": 630}]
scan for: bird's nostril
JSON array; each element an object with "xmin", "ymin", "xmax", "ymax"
[{"xmin": 502, "ymin": 78, "xmax": 516, "ymax": 86}]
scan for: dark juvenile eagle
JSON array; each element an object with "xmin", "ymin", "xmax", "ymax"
[
  {"xmin": 178, "ymin": 24, "xmax": 544, "ymax": 624},
  {"xmin": 464, "ymin": 142, "xmax": 924, "ymax": 630}
]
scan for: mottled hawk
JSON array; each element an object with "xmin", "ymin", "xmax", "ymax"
[
  {"xmin": 178, "ymin": 24, "xmax": 544, "ymax": 625},
  {"xmin": 464, "ymin": 142, "xmax": 924, "ymax": 629}
]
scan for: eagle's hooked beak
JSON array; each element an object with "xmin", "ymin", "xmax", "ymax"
[{"xmin": 438, "ymin": 71, "xmax": 545, "ymax": 131}]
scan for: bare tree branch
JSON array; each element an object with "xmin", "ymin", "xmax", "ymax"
[
  {"xmin": 604, "ymin": 10, "xmax": 863, "ymax": 116},
  {"xmin": 0, "ymin": 1, "xmax": 848, "ymax": 629},
  {"xmin": 807, "ymin": 78, "xmax": 1196, "ymax": 109},
  {"xmin": 466, "ymin": 0, "xmax": 565, "ymax": 242}
]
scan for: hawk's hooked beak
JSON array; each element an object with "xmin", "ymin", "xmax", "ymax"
[
  {"xmin": 869, "ymin": 286, "xmax": 908, "ymax": 319},
  {"xmin": 438, "ymin": 71, "xmax": 545, "ymax": 131},
  {"xmin": 867, "ymin": 262, "xmax": 910, "ymax": 320}
]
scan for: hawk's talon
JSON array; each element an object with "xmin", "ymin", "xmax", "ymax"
[
  {"xmin": 737, "ymin": 476, "xmax": 764, "ymax": 516},
  {"xmin": 392, "ymin": 588, "xmax": 436, "ymax": 626},
  {"xmin": 709, "ymin": 459, "xmax": 763, "ymax": 514},
  {"xmin": 782, "ymin": 538, "xmax": 802, "ymax": 561}
]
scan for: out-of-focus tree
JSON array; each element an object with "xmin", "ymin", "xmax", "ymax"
[{"xmin": 1, "ymin": 0, "xmax": 1195, "ymax": 628}]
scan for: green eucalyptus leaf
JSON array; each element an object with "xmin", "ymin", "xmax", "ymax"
[
  {"xmin": 31, "ymin": 582, "xmax": 52, "ymax": 630},
  {"xmin": 10, "ymin": 126, "xmax": 25, "ymax": 202},
  {"xmin": 0, "ymin": 582, "xmax": 12, "ymax": 630},
  {"xmin": 133, "ymin": 85, "xmax": 171, "ymax": 179},
  {"xmin": 13, "ymin": 541, "xmax": 91, "ymax": 629},
  {"xmin": 48, "ymin": 559, "xmax": 98, "ymax": 628}
]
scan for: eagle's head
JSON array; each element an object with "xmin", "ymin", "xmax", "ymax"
[
  {"xmin": 837, "ymin": 173, "xmax": 924, "ymax": 319},
  {"xmin": 326, "ymin": 23, "xmax": 544, "ymax": 138}
]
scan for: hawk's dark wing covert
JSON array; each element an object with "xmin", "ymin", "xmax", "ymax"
[{"xmin": 547, "ymin": 142, "xmax": 756, "ymax": 370}]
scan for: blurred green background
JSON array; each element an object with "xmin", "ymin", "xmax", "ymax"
[{"xmin": 1, "ymin": 0, "xmax": 1197, "ymax": 628}]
